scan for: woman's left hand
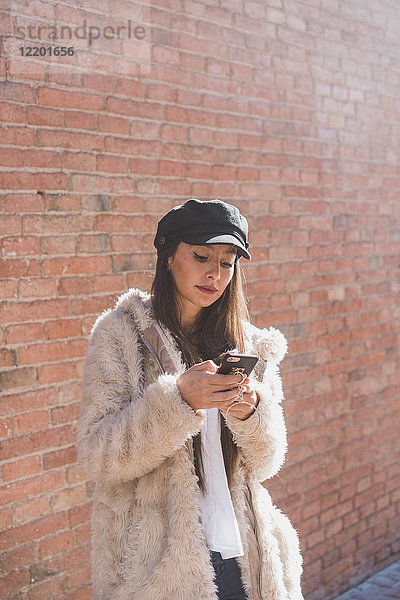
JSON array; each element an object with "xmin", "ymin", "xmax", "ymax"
[{"xmin": 224, "ymin": 377, "xmax": 259, "ymax": 421}]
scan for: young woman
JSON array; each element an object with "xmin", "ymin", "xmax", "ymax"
[{"xmin": 78, "ymin": 199, "xmax": 303, "ymax": 600}]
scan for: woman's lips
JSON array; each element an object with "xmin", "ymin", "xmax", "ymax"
[{"xmin": 196, "ymin": 285, "xmax": 218, "ymax": 295}]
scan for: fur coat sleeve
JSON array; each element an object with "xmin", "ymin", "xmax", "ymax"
[
  {"xmin": 225, "ymin": 324, "xmax": 289, "ymax": 482},
  {"xmin": 77, "ymin": 308, "xmax": 205, "ymax": 485}
]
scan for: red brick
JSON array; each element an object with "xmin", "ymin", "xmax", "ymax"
[
  {"xmin": 0, "ymin": 425, "xmax": 73, "ymax": 462},
  {"xmin": 39, "ymin": 529, "xmax": 75, "ymax": 558},
  {"xmin": 0, "ymin": 215, "xmax": 22, "ymax": 235},
  {"xmin": 40, "ymin": 235, "xmax": 76, "ymax": 255},
  {"xmin": 57, "ymin": 276, "xmax": 92, "ymax": 296},
  {"xmin": 107, "ymin": 97, "xmax": 164, "ymax": 120},
  {"xmin": 95, "ymin": 213, "xmax": 156, "ymax": 233},
  {"xmin": 0, "ymin": 512, "xmax": 67, "ymax": 551},
  {"xmin": 0, "ymin": 299, "xmax": 69, "ymax": 324},
  {"xmin": 0, "ymin": 81, "xmax": 34, "ymax": 103},
  {"xmin": 105, "ymin": 136, "xmax": 162, "ymax": 157},
  {"xmin": 2, "ymin": 543, "xmax": 38, "ymax": 573},
  {"xmin": 0, "ymin": 171, "xmax": 67, "ymax": 190},
  {"xmin": 0, "ymin": 388, "xmax": 56, "ymax": 417},
  {"xmin": 92, "ymin": 274, "xmax": 124, "ymax": 292},
  {"xmin": 26, "ymin": 106, "xmax": 63, "ymax": 127},
  {"xmin": 3, "ymin": 193, "xmax": 43, "ymax": 214},
  {"xmin": 66, "ymin": 564, "xmax": 92, "ymax": 590},
  {"xmin": 12, "ymin": 496, "xmax": 49, "ymax": 526},
  {"xmin": 46, "ymin": 192, "xmax": 80, "ymax": 214},
  {"xmin": 159, "ymin": 160, "xmax": 186, "ymax": 177},
  {"xmin": 0, "ymin": 418, "xmax": 10, "ymax": 441},
  {"xmin": 0, "ymin": 101, "xmax": 25, "ymax": 123},
  {"xmin": 37, "ymin": 88, "xmax": 104, "ymax": 111},
  {"xmin": 36, "ymin": 129, "xmax": 103, "ymax": 152},
  {"xmin": 0, "ymin": 367, "xmax": 37, "ymax": 393},
  {"xmin": 83, "ymin": 72, "xmax": 114, "ymax": 93},
  {"xmin": 0, "ymin": 347, "xmax": 15, "ymax": 368},
  {"xmin": 43, "ymin": 446, "xmax": 77, "ymax": 470},
  {"xmin": 96, "ymin": 154, "xmax": 128, "ymax": 173},
  {"xmin": 47, "ymin": 66, "xmax": 82, "ymax": 88},
  {"xmin": 42, "ymin": 256, "xmax": 110, "ymax": 276},
  {"xmin": 50, "ymin": 484, "xmax": 87, "ymax": 512},
  {"xmin": 140, "ymin": 80, "xmax": 171, "ymax": 101},
  {"xmin": 26, "ymin": 574, "xmax": 65, "ymax": 600},
  {"xmin": 19, "ymin": 339, "xmax": 87, "ymax": 365},
  {"xmin": 63, "ymin": 584, "xmax": 92, "ymax": 600},
  {"xmin": 70, "ymin": 295, "xmax": 117, "ymax": 317},
  {"xmin": 74, "ymin": 521, "xmax": 91, "ymax": 545},
  {"xmin": 5, "ymin": 323, "xmax": 43, "ymax": 344},
  {"xmin": 19, "ymin": 278, "xmax": 56, "ymax": 298},
  {"xmin": 0, "ymin": 258, "xmax": 40, "ymax": 279},
  {"xmin": 110, "ymin": 234, "xmax": 142, "ymax": 253},
  {"xmin": 160, "ymin": 123, "xmax": 188, "ymax": 143},
  {"xmin": 13, "ymin": 410, "xmax": 49, "ymax": 435},
  {"xmin": 51, "ymin": 403, "xmax": 80, "ymax": 426},
  {"xmin": 8, "ymin": 57, "xmax": 46, "ymax": 81},
  {"xmin": 0, "ymin": 506, "xmax": 11, "ymax": 530},
  {"xmin": 37, "ymin": 361, "xmax": 76, "ymax": 385},
  {"xmin": 44, "ymin": 319, "xmax": 81, "ymax": 340},
  {"xmin": 63, "ymin": 151, "xmax": 96, "ymax": 171},
  {"xmin": 98, "ymin": 114, "xmax": 130, "ymax": 134},
  {"xmin": 0, "ymin": 568, "xmax": 30, "ymax": 597},
  {"xmin": 65, "ymin": 110, "xmax": 98, "ymax": 130},
  {"xmin": 66, "ymin": 464, "xmax": 86, "ymax": 485},
  {"xmin": 0, "ymin": 471, "xmax": 65, "ymax": 517},
  {"xmin": 25, "ymin": 149, "xmax": 61, "ymax": 168},
  {"xmin": 2, "ymin": 455, "xmax": 42, "ymax": 483},
  {"xmin": 115, "ymin": 76, "xmax": 147, "ymax": 99},
  {"xmin": 0, "ymin": 279, "xmax": 18, "ymax": 300},
  {"xmin": 68, "ymin": 502, "xmax": 92, "ymax": 529},
  {"xmin": 0, "ymin": 147, "xmax": 23, "ymax": 167}
]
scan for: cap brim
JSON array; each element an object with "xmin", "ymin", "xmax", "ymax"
[{"xmin": 180, "ymin": 233, "xmax": 251, "ymax": 260}]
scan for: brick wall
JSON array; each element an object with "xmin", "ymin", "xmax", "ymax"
[{"xmin": 1, "ymin": 1, "xmax": 399, "ymax": 598}]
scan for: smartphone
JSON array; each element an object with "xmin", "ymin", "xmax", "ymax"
[{"xmin": 217, "ymin": 352, "xmax": 258, "ymax": 377}]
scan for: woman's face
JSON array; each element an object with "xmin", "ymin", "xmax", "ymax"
[{"xmin": 168, "ymin": 242, "xmax": 237, "ymax": 328}]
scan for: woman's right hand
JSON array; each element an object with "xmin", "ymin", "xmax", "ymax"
[{"xmin": 176, "ymin": 360, "xmax": 245, "ymax": 412}]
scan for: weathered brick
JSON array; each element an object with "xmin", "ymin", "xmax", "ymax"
[
  {"xmin": 12, "ymin": 496, "xmax": 49, "ymax": 526},
  {"xmin": 43, "ymin": 446, "xmax": 77, "ymax": 470},
  {"xmin": 0, "ymin": 367, "xmax": 36, "ymax": 392},
  {"xmin": 2, "ymin": 455, "xmax": 42, "ymax": 483},
  {"xmin": 0, "ymin": 568, "xmax": 30, "ymax": 597},
  {"xmin": 12, "ymin": 410, "xmax": 49, "ymax": 436},
  {"xmin": 19, "ymin": 278, "xmax": 56, "ymax": 298}
]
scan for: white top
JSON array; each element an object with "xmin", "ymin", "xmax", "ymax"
[{"xmin": 199, "ymin": 408, "xmax": 244, "ymax": 559}]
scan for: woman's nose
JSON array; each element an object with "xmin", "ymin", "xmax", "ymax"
[{"xmin": 206, "ymin": 261, "xmax": 220, "ymax": 279}]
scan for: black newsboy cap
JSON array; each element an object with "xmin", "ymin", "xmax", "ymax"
[{"xmin": 153, "ymin": 198, "xmax": 251, "ymax": 260}]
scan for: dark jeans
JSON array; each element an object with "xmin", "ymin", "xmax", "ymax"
[{"xmin": 210, "ymin": 551, "xmax": 247, "ymax": 600}]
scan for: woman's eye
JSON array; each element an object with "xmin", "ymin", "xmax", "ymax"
[
  {"xmin": 222, "ymin": 261, "xmax": 234, "ymax": 268},
  {"xmin": 193, "ymin": 252, "xmax": 208, "ymax": 261}
]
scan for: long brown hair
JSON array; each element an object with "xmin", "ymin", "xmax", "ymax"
[{"xmin": 151, "ymin": 243, "xmax": 250, "ymax": 492}]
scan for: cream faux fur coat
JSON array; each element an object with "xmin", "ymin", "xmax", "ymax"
[{"xmin": 78, "ymin": 288, "xmax": 303, "ymax": 600}]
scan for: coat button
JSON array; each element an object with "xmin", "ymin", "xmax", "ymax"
[{"xmin": 158, "ymin": 235, "xmax": 166, "ymax": 245}]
